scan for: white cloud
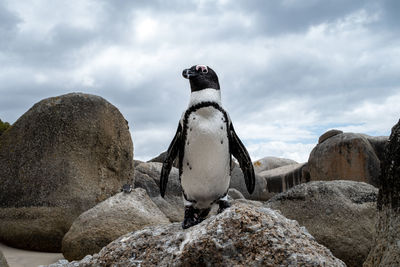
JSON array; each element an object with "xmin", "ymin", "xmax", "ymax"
[
  {"xmin": 338, "ymin": 92, "xmax": 400, "ymax": 134},
  {"xmin": 8, "ymin": 0, "xmax": 101, "ymax": 33},
  {"xmin": 134, "ymin": 16, "xmax": 159, "ymax": 42},
  {"xmin": 1, "ymin": 0, "xmax": 399, "ymax": 163},
  {"xmin": 247, "ymin": 141, "xmax": 316, "ymax": 163},
  {"xmin": 132, "ymin": 127, "xmax": 176, "ymax": 161},
  {"xmin": 34, "ymin": 73, "xmax": 48, "ymax": 84}
]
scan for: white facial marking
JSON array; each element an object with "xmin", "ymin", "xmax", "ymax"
[
  {"xmin": 196, "ymin": 65, "xmax": 208, "ymax": 73},
  {"xmin": 188, "ymin": 88, "xmax": 221, "ymax": 107}
]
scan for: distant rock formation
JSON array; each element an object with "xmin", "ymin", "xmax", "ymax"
[
  {"xmin": 0, "ymin": 93, "xmax": 134, "ymax": 252},
  {"xmin": 259, "ymin": 163, "xmax": 309, "ymax": 198},
  {"xmin": 318, "ymin": 129, "xmax": 343, "ymax": 144},
  {"xmin": 229, "ymin": 166, "xmax": 269, "ymax": 200},
  {"xmin": 134, "ymin": 162, "xmax": 184, "ymax": 222},
  {"xmin": 148, "ymin": 151, "xmax": 179, "ymax": 168},
  {"xmin": 252, "ymin": 156, "xmax": 297, "ymax": 173},
  {"xmin": 44, "ymin": 202, "xmax": 345, "ymax": 267},
  {"xmin": 267, "ymin": 180, "xmax": 378, "ymax": 267},
  {"xmin": 62, "ymin": 189, "xmax": 169, "ymax": 261},
  {"xmin": 364, "ymin": 119, "xmax": 400, "ymax": 266},
  {"xmin": 306, "ymin": 130, "xmax": 387, "ymax": 186}
]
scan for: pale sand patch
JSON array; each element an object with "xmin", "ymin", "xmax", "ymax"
[{"xmin": 0, "ymin": 243, "xmax": 64, "ymax": 267}]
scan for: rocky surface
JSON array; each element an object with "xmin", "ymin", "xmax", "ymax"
[
  {"xmin": 252, "ymin": 156, "xmax": 297, "ymax": 173},
  {"xmin": 134, "ymin": 162, "xmax": 184, "ymax": 222},
  {"xmin": 258, "ymin": 163, "xmax": 309, "ymax": 198},
  {"xmin": 0, "ymin": 249, "xmax": 9, "ymax": 267},
  {"xmin": 307, "ymin": 132, "xmax": 380, "ymax": 186},
  {"xmin": 229, "ymin": 166, "xmax": 269, "ymax": 201},
  {"xmin": 44, "ymin": 202, "xmax": 345, "ymax": 267},
  {"xmin": 266, "ymin": 180, "xmax": 378, "ymax": 267},
  {"xmin": 0, "ymin": 93, "xmax": 134, "ymax": 252},
  {"xmin": 148, "ymin": 151, "xmax": 179, "ymax": 168},
  {"xmin": 363, "ymin": 135, "xmax": 388, "ymax": 162},
  {"xmin": 227, "ymin": 188, "xmax": 245, "ymax": 199},
  {"xmin": 364, "ymin": 120, "xmax": 400, "ymax": 266},
  {"xmin": 62, "ymin": 189, "xmax": 169, "ymax": 261},
  {"xmin": 133, "ymin": 159, "xmax": 144, "ymax": 167},
  {"xmin": 318, "ymin": 129, "xmax": 343, "ymax": 144}
]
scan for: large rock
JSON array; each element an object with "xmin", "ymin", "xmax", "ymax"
[
  {"xmin": 364, "ymin": 120, "xmax": 400, "ymax": 266},
  {"xmin": 363, "ymin": 135, "xmax": 388, "ymax": 162},
  {"xmin": 134, "ymin": 162, "xmax": 184, "ymax": 222},
  {"xmin": 62, "ymin": 189, "xmax": 169, "ymax": 261},
  {"xmin": 44, "ymin": 202, "xmax": 345, "ymax": 267},
  {"xmin": 266, "ymin": 180, "xmax": 378, "ymax": 267},
  {"xmin": 259, "ymin": 163, "xmax": 309, "ymax": 198},
  {"xmin": 0, "ymin": 93, "xmax": 134, "ymax": 252},
  {"xmin": 229, "ymin": 166, "xmax": 269, "ymax": 200},
  {"xmin": 318, "ymin": 129, "xmax": 343, "ymax": 144},
  {"xmin": 227, "ymin": 188, "xmax": 245, "ymax": 199},
  {"xmin": 307, "ymin": 131, "xmax": 380, "ymax": 186},
  {"xmin": 252, "ymin": 156, "xmax": 297, "ymax": 173}
]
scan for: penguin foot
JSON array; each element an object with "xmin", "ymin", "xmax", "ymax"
[
  {"xmin": 182, "ymin": 206, "xmax": 210, "ymax": 229},
  {"xmin": 217, "ymin": 200, "xmax": 231, "ymax": 214}
]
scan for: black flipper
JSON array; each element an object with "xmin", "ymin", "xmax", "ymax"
[
  {"xmin": 229, "ymin": 123, "xmax": 255, "ymax": 194},
  {"xmin": 160, "ymin": 123, "xmax": 182, "ymax": 197}
]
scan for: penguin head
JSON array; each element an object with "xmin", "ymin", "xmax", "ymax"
[{"xmin": 182, "ymin": 65, "xmax": 220, "ymax": 92}]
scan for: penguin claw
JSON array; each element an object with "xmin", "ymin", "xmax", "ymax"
[
  {"xmin": 217, "ymin": 201, "xmax": 231, "ymax": 214},
  {"xmin": 182, "ymin": 206, "xmax": 210, "ymax": 229},
  {"xmin": 182, "ymin": 217, "xmax": 202, "ymax": 229},
  {"xmin": 182, "ymin": 213, "xmax": 204, "ymax": 229}
]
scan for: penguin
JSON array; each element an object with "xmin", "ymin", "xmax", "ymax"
[{"xmin": 160, "ymin": 65, "xmax": 255, "ymax": 229}]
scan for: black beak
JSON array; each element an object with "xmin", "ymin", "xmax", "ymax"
[{"xmin": 182, "ymin": 68, "xmax": 197, "ymax": 79}]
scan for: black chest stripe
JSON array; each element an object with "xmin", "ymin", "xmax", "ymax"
[{"xmin": 178, "ymin": 101, "xmax": 231, "ymax": 177}]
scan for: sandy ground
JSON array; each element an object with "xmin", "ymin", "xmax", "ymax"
[{"xmin": 0, "ymin": 243, "xmax": 64, "ymax": 267}]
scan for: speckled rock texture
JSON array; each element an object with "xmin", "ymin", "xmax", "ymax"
[
  {"xmin": 307, "ymin": 132, "xmax": 381, "ymax": 186},
  {"xmin": 266, "ymin": 180, "xmax": 378, "ymax": 267},
  {"xmin": 0, "ymin": 93, "xmax": 134, "ymax": 252},
  {"xmin": 364, "ymin": 119, "xmax": 400, "ymax": 266},
  {"xmin": 62, "ymin": 188, "xmax": 169, "ymax": 261},
  {"xmin": 252, "ymin": 156, "xmax": 298, "ymax": 173},
  {"xmin": 44, "ymin": 202, "xmax": 345, "ymax": 267},
  {"xmin": 134, "ymin": 162, "xmax": 184, "ymax": 222}
]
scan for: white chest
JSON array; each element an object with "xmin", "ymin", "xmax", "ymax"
[
  {"xmin": 181, "ymin": 106, "xmax": 231, "ymax": 207},
  {"xmin": 185, "ymin": 107, "xmax": 228, "ymax": 152}
]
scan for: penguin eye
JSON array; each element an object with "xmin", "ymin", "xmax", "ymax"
[{"xmin": 196, "ymin": 65, "xmax": 208, "ymax": 74}]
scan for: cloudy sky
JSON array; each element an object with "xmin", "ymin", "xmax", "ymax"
[{"xmin": 1, "ymin": 0, "xmax": 399, "ymax": 162}]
